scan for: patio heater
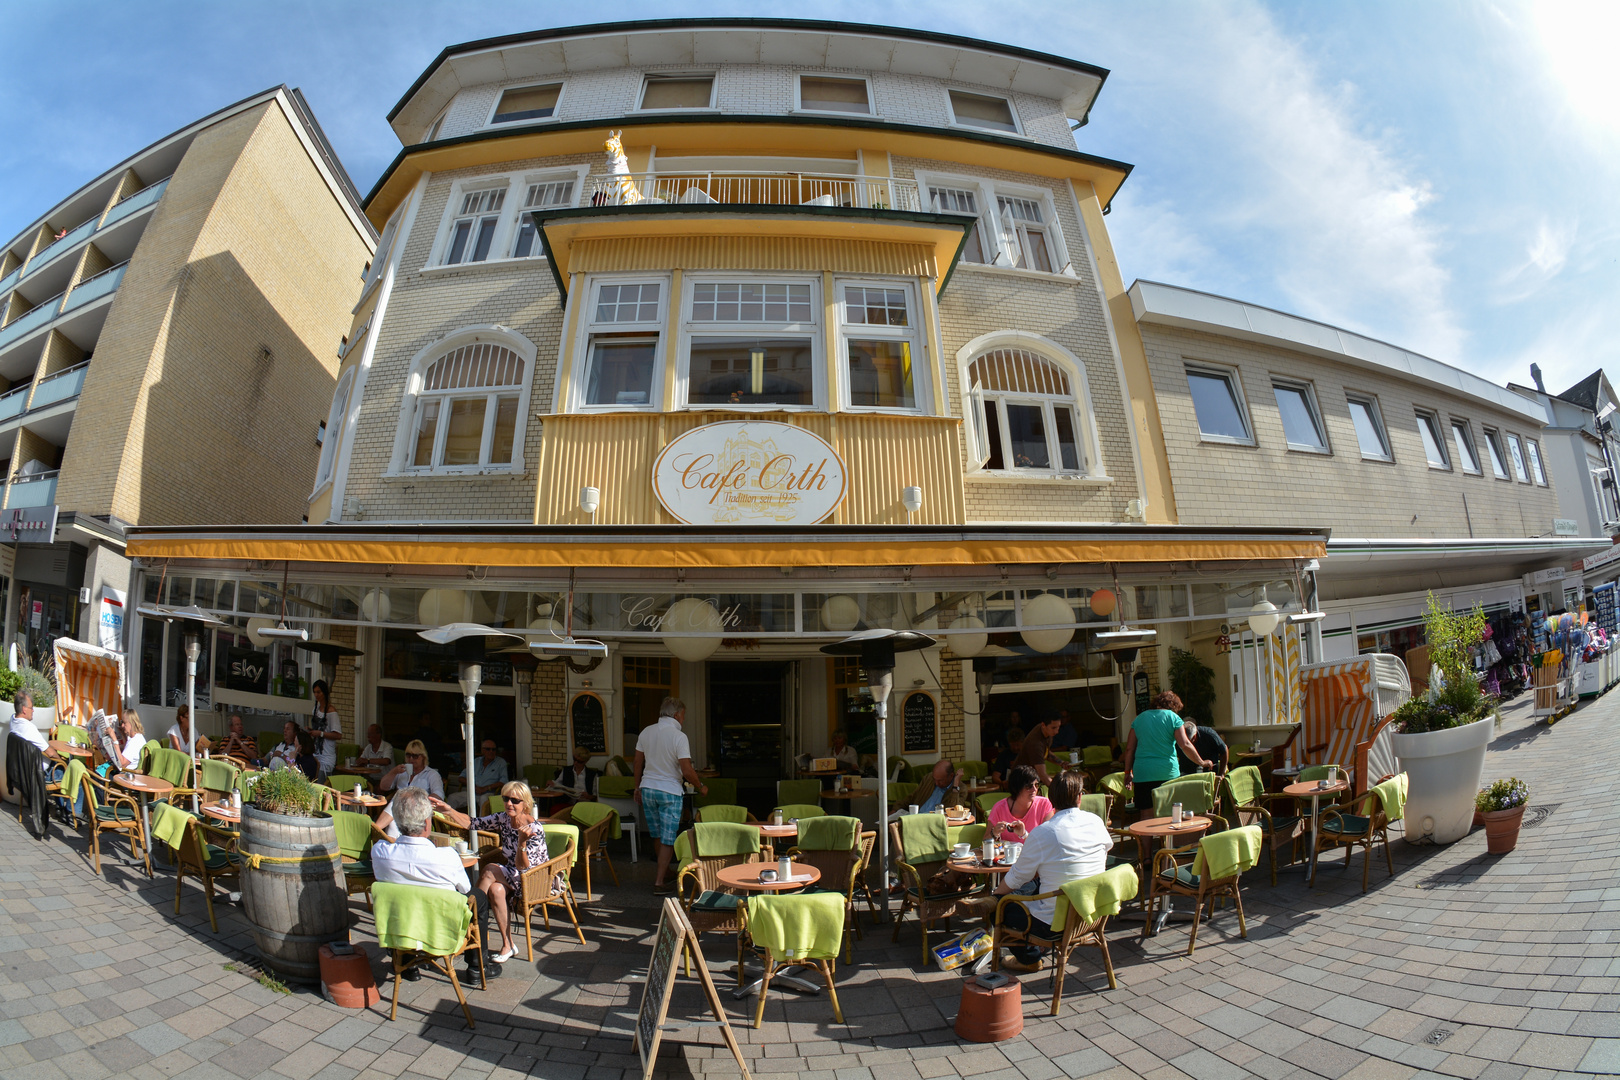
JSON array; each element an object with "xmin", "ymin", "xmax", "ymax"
[
  {"xmin": 820, "ymin": 628, "xmax": 936, "ymax": 922},
  {"xmin": 132, "ymin": 603, "xmax": 226, "ymax": 814},
  {"xmin": 417, "ymin": 623, "xmax": 524, "ymax": 814}
]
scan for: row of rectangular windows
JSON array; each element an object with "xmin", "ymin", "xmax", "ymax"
[
  {"xmin": 425, "ymin": 74, "xmax": 1027, "ymax": 140},
  {"xmin": 1186, "ymin": 363, "xmax": 1549, "ymax": 485}
]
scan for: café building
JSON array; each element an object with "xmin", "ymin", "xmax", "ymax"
[{"xmin": 125, "ymin": 20, "xmax": 1327, "ymax": 806}]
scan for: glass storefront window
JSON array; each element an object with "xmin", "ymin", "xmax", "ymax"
[
  {"xmin": 379, "ymin": 628, "xmax": 511, "ymax": 687},
  {"xmin": 139, "ymin": 618, "xmax": 163, "ymax": 705}
]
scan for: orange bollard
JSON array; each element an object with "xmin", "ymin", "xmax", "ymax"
[
  {"xmin": 955, "ymin": 977, "xmax": 1023, "ymax": 1042},
  {"xmin": 319, "ymin": 943, "xmax": 380, "ymax": 1009}
]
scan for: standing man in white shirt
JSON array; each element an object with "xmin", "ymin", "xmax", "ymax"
[
  {"xmin": 634, "ymin": 697, "xmax": 708, "ymax": 896},
  {"xmin": 369, "ymin": 787, "xmax": 498, "ymax": 986},
  {"xmin": 992, "ymin": 771, "xmax": 1112, "ymax": 973}
]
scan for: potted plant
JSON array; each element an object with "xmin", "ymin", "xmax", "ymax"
[
  {"xmin": 1475, "ymin": 778, "xmax": 1529, "ymax": 854},
  {"xmin": 1388, "ymin": 595, "xmax": 1495, "ymax": 845},
  {"xmin": 239, "ymin": 767, "xmax": 349, "ymax": 983}
]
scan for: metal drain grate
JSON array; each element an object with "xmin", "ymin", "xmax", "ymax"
[
  {"xmin": 1426, "ymin": 1027, "xmax": 1455, "ymax": 1045},
  {"xmin": 1520, "ymin": 803, "xmax": 1558, "ymax": 828}
]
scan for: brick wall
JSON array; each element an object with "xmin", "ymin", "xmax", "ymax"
[
  {"xmin": 531, "ymin": 660, "xmax": 567, "ymax": 766},
  {"xmin": 1141, "ymin": 323, "xmax": 1564, "ymax": 536}
]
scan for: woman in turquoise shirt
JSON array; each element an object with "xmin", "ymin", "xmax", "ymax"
[{"xmin": 1121, "ymin": 691, "xmax": 1209, "ymax": 818}]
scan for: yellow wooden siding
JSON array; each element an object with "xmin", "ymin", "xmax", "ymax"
[
  {"xmin": 534, "ymin": 411, "xmax": 965, "ymax": 527},
  {"xmin": 568, "ymin": 236, "xmax": 937, "ymax": 277}
]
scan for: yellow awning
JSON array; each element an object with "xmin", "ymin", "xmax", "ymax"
[{"xmin": 125, "ymin": 532, "xmax": 1326, "ymax": 570}]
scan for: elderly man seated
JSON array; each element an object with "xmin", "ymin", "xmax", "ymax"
[
  {"xmin": 357, "ymin": 724, "xmax": 394, "ymax": 766},
  {"xmin": 369, "ymin": 787, "xmax": 500, "ymax": 985},
  {"xmin": 217, "ymin": 714, "xmax": 262, "ymax": 766},
  {"xmin": 992, "ymin": 771, "xmax": 1113, "ymax": 973}
]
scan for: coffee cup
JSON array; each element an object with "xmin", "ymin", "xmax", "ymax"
[
  {"xmin": 454, "ymin": 839, "xmax": 469, "ymax": 854},
  {"xmin": 401, "ymin": 763, "xmax": 413, "ymax": 782},
  {"xmin": 908, "ymin": 804, "xmax": 919, "ymax": 816},
  {"xmin": 1069, "ymin": 751, "xmax": 1079, "ymax": 764},
  {"xmin": 953, "ymin": 842, "xmax": 972, "ymax": 858}
]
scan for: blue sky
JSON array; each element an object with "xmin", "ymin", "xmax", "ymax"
[{"xmin": 3, "ymin": 1, "xmax": 1615, "ymax": 397}]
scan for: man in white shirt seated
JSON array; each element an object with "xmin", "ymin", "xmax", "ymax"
[
  {"xmin": 992, "ymin": 771, "xmax": 1113, "ymax": 973},
  {"xmin": 369, "ymin": 787, "xmax": 498, "ymax": 985},
  {"xmin": 828, "ymin": 732, "xmax": 860, "ymax": 774},
  {"xmin": 461, "ymin": 740, "xmax": 509, "ymax": 802},
  {"xmin": 356, "ymin": 725, "xmax": 394, "ymax": 766},
  {"xmin": 7, "ymin": 689, "xmax": 47, "ymax": 753}
]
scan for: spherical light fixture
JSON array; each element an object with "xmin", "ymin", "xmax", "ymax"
[
  {"xmin": 948, "ymin": 614, "xmax": 988, "ymax": 658},
  {"xmin": 245, "ymin": 617, "xmax": 276, "ymax": 647},
  {"xmin": 819, "ymin": 594, "xmax": 861, "ymax": 632},
  {"xmin": 1088, "ymin": 588, "xmax": 1117, "ymax": 617},
  {"xmin": 361, "ymin": 589, "xmax": 391, "ymax": 622},
  {"xmin": 1248, "ymin": 587, "xmax": 1281, "ymax": 637},
  {"xmin": 1021, "ymin": 592, "xmax": 1076, "ymax": 654},
  {"xmin": 418, "ymin": 588, "xmax": 467, "ymax": 626},
  {"xmin": 662, "ymin": 598, "xmax": 723, "ymax": 662}
]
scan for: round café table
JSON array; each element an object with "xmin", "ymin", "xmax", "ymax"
[
  {"xmin": 1126, "ymin": 815, "xmax": 1214, "ymax": 932},
  {"xmin": 755, "ymin": 822, "xmax": 797, "ymax": 859},
  {"xmin": 1284, "ymin": 779, "xmax": 1349, "ymax": 881},
  {"xmin": 717, "ymin": 861, "xmax": 825, "ymax": 1000},
  {"xmin": 46, "ymin": 740, "xmax": 92, "ymax": 762},
  {"xmin": 946, "ymin": 856, "xmax": 1012, "ymax": 878},
  {"xmin": 200, "ymin": 804, "xmax": 242, "ymax": 847},
  {"xmin": 113, "ymin": 773, "xmax": 174, "ymax": 877},
  {"xmin": 338, "ymin": 792, "xmax": 388, "ymax": 814}
]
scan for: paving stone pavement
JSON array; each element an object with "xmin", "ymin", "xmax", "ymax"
[{"xmin": 2, "ymin": 691, "xmax": 1617, "ymax": 1080}]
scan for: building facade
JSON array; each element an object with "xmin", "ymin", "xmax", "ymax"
[
  {"xmin": 0, "ymin": 87, "xmax": 375, "ymax": 679},
  {"xmin": 1129, "ymin": 280, "xmax": 1606, "ymax": 724},
  {"xmin": 125, "ymin": 21, "xmax": 1324, "ymax": 811}
]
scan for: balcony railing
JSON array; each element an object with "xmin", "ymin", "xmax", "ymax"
[
  {"xmin": 0, "ymin": 293, "xmax": 64, "ymax": 351},
  {"xmin": 60, "ymin": 260, "xmax": 127, "ymax": 315},
  {"xmin": 0, "ymin": 265, "xmax": 19, "ymax": 295},
  {"xmin": 581, "ymin": 171, "xmax": 923, "ymax": 213},
  {"xmin": 28, "ymin": 360, "xmax": 89, "ymax": 410},
  {"xmin": 99, "ymin": 177, "xmax": 169, "ymax": 230},
  {"xmin": 7, "ymin": 470, "xmax": 58, "ymax": 509},
  {"xmin": 0, "ymin": 384, "xmax": 29, "ymax": 423},
  {"xmin": 23, "ymin": 216, "xmax": 100, "ymax": 279}
]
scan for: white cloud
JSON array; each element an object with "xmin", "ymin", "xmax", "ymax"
[
  {"xmin": 1496, "ymin": 218, "xmax": 1578, "ymax": 303},
  {"xmin": 1102, "ymin": 190, "xmax": 1217, "ymax": 289}
]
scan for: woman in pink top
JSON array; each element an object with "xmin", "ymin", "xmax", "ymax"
[{"xmin": 987, "ymin": 765, "xmax": 1054, "ymax": 841}]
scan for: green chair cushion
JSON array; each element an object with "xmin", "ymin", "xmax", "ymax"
[
  {"xmin": 344, "ymin": 859, "xmax": 374, "ymax": 878},
  {"xmin": 693, "ymin": 890, "xmax": 740, "ymax": 912},
  {"xmin": 1323, "ymin": 814, "xmax": 1370, "ymax": 836},
  {"xmin": 976, "ymin": 792, "xmax": 1009, "ymax": 816},
  {"xmin": 597, "ymin": 775, "xmax": 636, "ymax": 800},
  {"xmin": 695, "ymin": 778, "xmax": 737, "ymax": 808},
  {"xmin": 203, "ymin": 846, "xmax": 238, "ymax": 872}
]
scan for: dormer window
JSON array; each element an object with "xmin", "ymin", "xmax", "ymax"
[
  {"xmin": 491, "ymin": 84, "xmax": 561, "ymax": 125},
  {"xmin": 948, "ymin": 90, "xmax": 1019, "ymax": 133},
  {"xmin": 640, "ymin": 73, "xmax": 715, "ymax": 111}
]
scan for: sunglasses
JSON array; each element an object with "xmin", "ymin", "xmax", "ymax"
[{"xmin": 502, "ymin": 796, "xmax": 524, "ymax": 805}]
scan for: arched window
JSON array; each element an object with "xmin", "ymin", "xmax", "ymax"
[
  {"xmin": 965, "ymin": 344, "xmax": 1100, "ymax": 476},
  {"xmin": 314, "ymin": 368, "xmax": 355, "ymax": 489},
  {"xmin": 403, "ymin": 336, "xmax": 530, "ymax": 471}
]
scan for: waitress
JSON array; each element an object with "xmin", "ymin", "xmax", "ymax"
[{"xmin": 309, "ymin": 680, "xmax": 342, "ymax": 779}]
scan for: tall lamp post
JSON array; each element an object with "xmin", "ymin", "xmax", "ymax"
[
  {"xmin": 417, "ymin": 623, "xmax": 524, "ymax": 815},
  {"xmin": 819, "ymin": 628, "xmax": 935, "ymax": 922},
  {"xmin": 133, "ymin": 604, "xmax": 226, "ymax": 814}
]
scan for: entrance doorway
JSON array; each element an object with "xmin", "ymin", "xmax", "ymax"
[{"xmin": 708, "ymin": 661, "xmax": 793, "ymax": 813}]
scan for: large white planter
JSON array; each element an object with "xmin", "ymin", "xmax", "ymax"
[{"xmin": 1391, "ymin": 714, "xmax": 1493, "ymax": 845}]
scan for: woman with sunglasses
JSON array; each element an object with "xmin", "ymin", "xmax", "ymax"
[
  {"xmin": 431, "ymin": 780, "xmax": 558, "ymax": 963},
  {"xmin": 377, "ymin": 740, "xmax": 446, "ymax": 839}
]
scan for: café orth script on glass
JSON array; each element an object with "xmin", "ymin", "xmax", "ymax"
[{"xmin": 652, "ymin": 420, "xmax": 847, "ymax": 526}]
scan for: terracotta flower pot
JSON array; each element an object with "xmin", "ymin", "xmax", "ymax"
[{"xmin": 1481, "ymin": 804, "xmax": 1526, "ymax": 855}]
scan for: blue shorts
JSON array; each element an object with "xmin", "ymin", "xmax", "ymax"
[{"xmin": 640, "ymin": 788, "xmax": 684, "ymax": 845}]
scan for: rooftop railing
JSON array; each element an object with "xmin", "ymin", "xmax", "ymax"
[{"xmin": 581, "ymin": 171, "xmax": 923, "ymax": 213}]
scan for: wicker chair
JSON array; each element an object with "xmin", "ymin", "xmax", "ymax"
[
  {"xmin": 889, "ymin": 819, "xmax": 989, "ymax": 967},
  {"xmin": 170, "ymin": 815, "xmax": 241, "ymax": 933},
  {"xmin": 516, "ymin": 834, "xmax": 585, "ymax": 958},
  {"xmin": 991, "ymin": 864, "xmax": 1138, "ymax": 1014},
  {"xmin": 375, "ymin": 882, "xmax": 483, "ymax": 1030},
  {"xmin": 674, "ymin": 823, "xmax": 764, "ymax": 983},
  {"xmin": 1310, "ymin": 774, "xmax": 1405, "ymax": 893},
  {"xmin": 562, "ymin": 802, "xmax": 619, "ymax": 899},
  {"xmin": 1223, "ymin": 766, "xmax": 1304, "ymax": 886},
  {"xmin": 1142, "ymin": 825, "xmax": 1261, "ymax": 955},
  {"xmin": 82, "ymin": 770, "xmax": 150, "ymax": 876}
]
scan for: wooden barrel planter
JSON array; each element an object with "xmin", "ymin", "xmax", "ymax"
[{"xmin": 239, "ymin": 806, "xmax": 350, "ymax": 983}]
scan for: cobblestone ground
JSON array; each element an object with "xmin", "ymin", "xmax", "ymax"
[{"xmin": 1, "ymin": 691, "xmax": 1617, "ymax": 1080}]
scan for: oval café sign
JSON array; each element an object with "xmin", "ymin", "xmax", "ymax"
[{"xmin": 652, "ymin": 421, "xmax": 847, "ymax": 526}]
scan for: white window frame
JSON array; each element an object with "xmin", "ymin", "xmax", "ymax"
[
  {"xmin": 944, "ymin": 88, "xmax": 1024, "ymax": 135},
  {"xmin": 1450, "ymin": 418, "xmax": 1482, "ymax": 475},
  {"xmin": 484, "ymin": 82, "xmax": 565, "ymax": 128},
  {"xmin": 1345, "ymin": 392, "xmax": 1392, "ymax": 462},
  {"xmin": 677, "ymin": 273, "xmax": 824, "ymax": 412},
  {"xmin": 510, "ymin": 170, "xmax": 582, "ymax": 258},
  {"xmin": 388, "ymin": 326, "xmax": 536, "ymax": 477},
  {"xmin": 637, "ymin": 72, "xmax": 717, "ymax": 112},
  {"xmin": 835, "ymin": 278, "xmax": 930, "ymax": 415},
  {"xmin": 358, "ymin": 204, "xmax": 406, "ymax": 305},
  {"xmin": 425, "ymin": 168, "xmax": 587, "ymax": 272},
  {"xmin": 569, "ymin": 274, "xmax": 670, "ymax": 413},
  {"xmin": 794, "ymin": 74, "xmax": 875, "ymax": 116},
  {"xmin": 1271, "ymin": 378, "xmax": 1330, "ymax": 454},
  {"xmin": 913, "ymin": 169, "xmax": 1072, "ymax": 276},
  {"xmin": 1185, "ymin": 362, "xmax": 1256, "ymax": 446},
  {"xmin": 435, "ymin": 180, "xmax": 512, "ymax": 267},
  {"xmin": 424, "ymin": 107, "xmax": 449, "ymax": 142},
  {"xmin": 1482, "ymin": 427, "xmax": 1511, "ymax": 480},
  {"xmin": 312, "ymin": 368, "xmax": 356, "ymax": 494},
  {"xmin": 957, "ymin": 331, "xmax": 1108, "ymax": 482},
  {"xmin": 1414, "ymin": 409, "xmax": 1451, "ymax": 470},
  {"xmin": 1505, "ymin": 432, "xmax": 1530, "ymax": 482},
  {"xmin": 1526, "ymin": 438, "xmax": 1548, "ymax": 485}
]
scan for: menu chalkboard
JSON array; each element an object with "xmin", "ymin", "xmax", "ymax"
[
  {"xmin": 902, "ymin": 692, "xmax": 936, "ymax": 753},
  {"xmin": 634, "ymin": 898, "xmax": 750, "ymax": 1080},
  {"xmin": 1595, "ymin": 583, "xmax": 1618, "ymax": 636},
  {"xmin": 570, "ymin": 694, "xmax": 607, "ymax": 754}
]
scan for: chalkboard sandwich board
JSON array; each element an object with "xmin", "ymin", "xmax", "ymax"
[{"xmin": 635, "ymin": 898, "xmax": 751, "ymax": 1080}]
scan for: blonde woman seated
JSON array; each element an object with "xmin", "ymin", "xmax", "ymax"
[{"xmin": 430, "ymin": 780, "xmax": 563, "ymax": 963}]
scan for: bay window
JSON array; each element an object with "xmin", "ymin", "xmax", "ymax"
[
  {"xmin": 579, "ymin": 280, "xmax": 663, "ymax": 408},
  {"xmin": 683, "ymin": 280, "xmax": 820, "ymax": 408},
  {"xmin": 841, "ymin": 283, "xmax": 923, "ymax": 410}
]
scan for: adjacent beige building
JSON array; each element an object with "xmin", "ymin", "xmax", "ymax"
[{"xmin": 0, "ymin": 87, "xmax": 374, "ymax": 675}]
